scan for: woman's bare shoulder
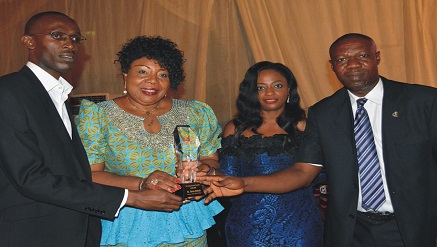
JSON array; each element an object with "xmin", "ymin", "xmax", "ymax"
[{"xmin": 222, "ymin": 121, "xmax": 236, "ymax": 138}]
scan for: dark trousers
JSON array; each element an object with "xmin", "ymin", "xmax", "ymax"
[{"xmin": 351, "ymin": 212, "xmax": 405, "ymax": 247}]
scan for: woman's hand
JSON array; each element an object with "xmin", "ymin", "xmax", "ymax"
[
  {"xmin": 196, "ymin": 162, "xmax": 221, "ymax": 183},
  {"xmin": 174, "ymin": 163, "xmax": 211, "ymax": 203},
  {"xmin": 195, "ymin": 163, "xmax": 213, "ymax": 182},
  {"xmin": 142, "ymin": 170, "xmax": 181, "ymax": 193},
  {"xmin": 198, "ymin": 175, "xmax": 245, "ymax": 204}
]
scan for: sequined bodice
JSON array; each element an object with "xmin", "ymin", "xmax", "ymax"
[{"xmin": 99, "ymin": 99, "xmax": 189, "ymax": 153}]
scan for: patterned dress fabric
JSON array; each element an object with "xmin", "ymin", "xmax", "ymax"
[
  {"xmin": 220, "ymin": 134, "xmax": 324, "ymax": 247},
  {"xmin": 75, "ymin": 99, "xmax": 223, "ymax": 247}
]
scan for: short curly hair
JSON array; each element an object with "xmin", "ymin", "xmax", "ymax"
[{"xmin": 116, "ymin": 36, "xmax": 186, "ymax": 89}]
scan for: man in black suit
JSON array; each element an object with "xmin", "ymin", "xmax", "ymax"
[
  {"xmin": 200, "ymin": 33, "xmax": 437, "ymax": 247},
  {"xmin": 297, "ymin": 33, "xmax": 437, "ymax": 246},
  {"xmin": 0, "ymin": 11, "xmax": 182, "ymax": 247}
]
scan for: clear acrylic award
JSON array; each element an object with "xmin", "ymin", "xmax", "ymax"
[{"xmin": 173, "ymin": 125, "xmax": 204, "ymax": 199}]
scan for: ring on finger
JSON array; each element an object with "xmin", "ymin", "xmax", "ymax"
[{"xmin": 150, "ymin": 178, "xmax": 158, "ymax": 186}]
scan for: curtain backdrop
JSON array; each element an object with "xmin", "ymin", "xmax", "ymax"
[{"xmin": 1, "ymin": 0, "xmax": 436, "ymax": 125}]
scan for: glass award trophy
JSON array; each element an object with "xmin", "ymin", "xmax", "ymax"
[{"xmin": 173, "ymin": 125, "xmax": 204, "ymax": 199}]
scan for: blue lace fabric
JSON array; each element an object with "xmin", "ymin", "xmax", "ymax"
[{"xmin": 220, "ymin": 134, "xmax": 324, "ymax": 247}]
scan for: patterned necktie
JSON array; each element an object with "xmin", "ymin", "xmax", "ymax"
[{"xmin": 354, "ymin": 98, "xmax": 386, "ymax": 211}]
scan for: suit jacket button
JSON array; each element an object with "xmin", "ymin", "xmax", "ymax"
[
  {"xmin": 352, "ymin": 183, "xmax": 358, "ymax": 189},
  {"xmin": 348, "ymin": 214, "xmax": 355, "ymax": 219}
]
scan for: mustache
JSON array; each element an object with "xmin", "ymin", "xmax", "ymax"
[
  {"xmin": 59, "ymin": 50, "xmax": 77, "ymax": 59},
  {"xmin": 345, "ymin": 70, "xmax": 366, "ymax": 76}
]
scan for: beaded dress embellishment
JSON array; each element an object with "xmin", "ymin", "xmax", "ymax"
[{"xmin": 99, "ymin": 99, "xmax": 189, "ymax": 153}]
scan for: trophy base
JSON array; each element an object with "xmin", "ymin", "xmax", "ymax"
[{"xmin": 174, "ymin": 182, "xmax": 204, "ymax": 199}]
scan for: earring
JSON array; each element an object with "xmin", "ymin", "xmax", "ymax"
[
  {"xmin": 123, "ymin": 81, "xmax": 127, "ymax": 94},
  {"xmin": 287, "ymin": 95, "xmax": 290, "ymax": 103}
]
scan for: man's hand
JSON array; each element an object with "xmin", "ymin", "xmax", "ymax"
[{"xmin": 126, "ymin": 189, "xmax": 183, "ymax": 212}]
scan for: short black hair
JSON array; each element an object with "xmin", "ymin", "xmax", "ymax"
[
  {"xmin": 329, "ymin": 33, "xmax": 375, "ymax": 58},
  {"xmin": 116, "ymin": 36, "xmax": 186, "ymax": 89},
  {"xmin": 24, "ymin": 11, "xmax": 74, "ymax": 35}
]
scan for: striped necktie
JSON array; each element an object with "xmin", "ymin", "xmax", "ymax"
[{"xmin": 354, "ymin": 98, "xmax": 386, "ymax": 211}]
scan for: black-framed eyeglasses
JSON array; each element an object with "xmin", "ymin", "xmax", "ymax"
[{"xmin": 30, "ymin": 31, "xmax": 86, "ymax": 44}]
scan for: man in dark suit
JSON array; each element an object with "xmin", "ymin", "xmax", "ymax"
[
  {"xmin": 200, "ymin": 33, "xmax": 437, "ymax": 247},
  {"xmin": 0, "ymin": 11, "xmax": 182, "ymax": 247},
  {"xmin": 296, "ymin": 33, "xmax": 437, "ymax": 246}
]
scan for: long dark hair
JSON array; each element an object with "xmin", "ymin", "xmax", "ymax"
[{"xmin": 233, "ymin": 61, "xmax": 305, "ymax": 142}]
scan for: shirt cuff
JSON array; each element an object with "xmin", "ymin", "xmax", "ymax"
[
  {"xmin": 115, "ymin": 189, "xmax": 128, "ymax": 217},
  {"xmin": 308, "ymin": 163, "xmax": 323, "ymax": 167}
]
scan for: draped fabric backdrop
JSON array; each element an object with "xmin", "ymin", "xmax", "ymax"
[{"xmin": 1, "ymin": 0, "xmax": 436, "ymax": 126}]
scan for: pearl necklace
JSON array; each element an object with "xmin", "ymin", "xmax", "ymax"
[{"xmin": 126, "ymin": 96, "xmax": 161, "ymax": 126}]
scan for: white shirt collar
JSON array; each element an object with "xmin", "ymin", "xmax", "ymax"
[
  {"xmin": 26, "ymin": 61, "xmax": 73, "ymax": 94},
  {"xmin": 347, "ymin": 77, "xmax": 384, "ymax": 106}
]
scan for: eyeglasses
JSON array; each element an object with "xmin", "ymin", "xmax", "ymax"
[{"xmin": 30, "ymin": 31, "xmax": 86, "ymax": 44}]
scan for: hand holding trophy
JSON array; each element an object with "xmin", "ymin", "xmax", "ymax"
[{"xmin": 173, "ymin": 125, "xmax": 204, "ymax": 201}]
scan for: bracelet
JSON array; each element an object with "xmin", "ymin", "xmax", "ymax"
[
  {"xmin": 138, "ymin": 178, "xmax": 147, "ymax": 190},
  {"xmin": 207, "ymin": 167, "xmax": 217, "ymax": 176}
]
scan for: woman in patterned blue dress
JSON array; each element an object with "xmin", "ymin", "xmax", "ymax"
[
  {"xmin": 199, "ymin": 61, "xmax": 323, "ymax": 246},
  {"xmin": 75, "ymin": 36, "xmax": 223, "ymax": 246}
]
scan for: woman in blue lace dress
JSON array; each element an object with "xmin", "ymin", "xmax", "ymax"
[
  {"xmin": 200, "ymin": 61, "xmax": 323, "ymax": 246},
  {"xmin": 75, "ymin": 36, "xmax": 223, "ymax": 246}
]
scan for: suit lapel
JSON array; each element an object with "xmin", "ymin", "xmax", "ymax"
[
  {"xmin": 381, "ymin": 77, "xmax": 404, "ymax": 157},
  {"xmin": 19, "ymin": 67, "xmax": 91, "ymax": 179},
  {"xmin": 333, "ymin": 89, "xmax": 356, "ymax": 148},
  {"xmin": 21, "ymin": 67, "xmax": 73, "ymax": 145},
  {"xmin": 333, "ymin": 82, "xmax": 405, "ymax": 158},
  {"xmin": 49, "ymin": 103, "xmax": 73, "ymax": 144}
]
